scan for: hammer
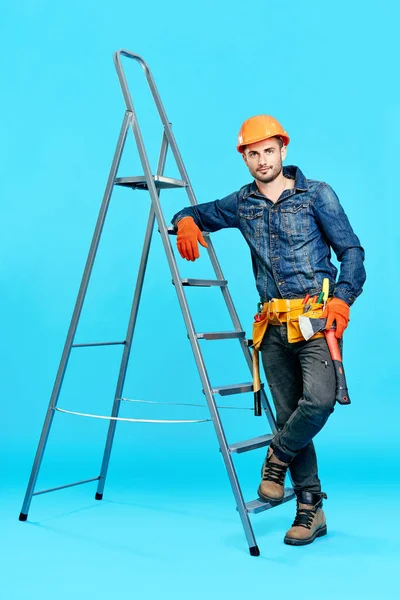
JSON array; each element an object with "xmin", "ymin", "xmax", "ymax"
[{"xmin": 298, "ymin": 316, "xmax": 351, "ymax": 405}]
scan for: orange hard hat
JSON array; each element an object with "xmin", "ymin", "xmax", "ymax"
[{"xmin": 237, "ymin": 115, "xmax": 290, "ymax": 153}]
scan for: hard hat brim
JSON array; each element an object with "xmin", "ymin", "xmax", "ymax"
[{"xmin": 237, "ymin": 133, "xmax": 290, "ymax": 153}]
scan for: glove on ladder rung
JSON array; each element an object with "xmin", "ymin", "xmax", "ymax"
[
  {"xmin": 115, "ymin": 175, "xmax": 187, "ymax": 190},
  {"xmin": 228, "ymin": 434, "xmax": 273, "ymax": 454},
  {"xmin": 211, "ymin": 382, "xmax": 260, "ymax": 396},
  {"xmin": 179, "ymin": 278, "xmax": 227, "ymax": 287},
  {"xmin": 245, "ymin": 489, "xmax": 296, "ymax": 514},
  {"xmin": 166, "ymin": 226, "xmax": 210, "ymax": 237},
  {"xmin": 196, "ymin": 331, "xmax": 245, "ymax": 340}
]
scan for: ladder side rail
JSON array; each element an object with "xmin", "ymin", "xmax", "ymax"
[
  {"xmin": 19, "ymin": 111, "xmax": 132, "ymax": 519},
  {"xmin": 119, "ymin": 97, "xmax": 257, "ymax": 550},
  {"xmin": 96, "ymin": 132, "xmax": 169, "ymax": 497},
  {"xmin": 113, "ymin": 52, "xmax": 278, "ymax": 429},
  {"xmin": 114, "ymin": 50, "xmax": 199, "ymax": 207}
]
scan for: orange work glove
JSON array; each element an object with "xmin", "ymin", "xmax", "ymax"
[
  {"xmin": 176, "ymin": 216, "xmax": 208, "ymax": 261},
  {"xmin": 322, "ymin": 297, "xmax": 350, "ymax": 339}
]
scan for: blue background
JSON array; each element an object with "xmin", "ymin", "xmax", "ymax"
[{"xmin": 1, "ymin": 1, "xmax": 399, "ymax": 598}]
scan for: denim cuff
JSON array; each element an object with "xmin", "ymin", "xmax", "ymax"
[
  {"xmin": 332, "ymin": 287, "xmax": 357, "ymax": 306},
  {"xmin": 270, "ymin": 442, "xmax": 293, "ymax": 464}
]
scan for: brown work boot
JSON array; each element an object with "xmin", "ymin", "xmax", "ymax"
[
  {"xmin": 284, "ymin": 491, "xmax": 328, "ymax": 546},
  {"xmin": 257, "ymin": 446, "xmax": 289, "ymax": 503}
]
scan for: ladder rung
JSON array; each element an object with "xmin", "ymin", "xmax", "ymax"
[
  {"xmin": 72, "ymin": 341, "xmax": 126, "ymax": 348},
  {"xmin": 229, "ymin": 434, "xmax": 273, "ymax": 454},
  {"xmin": 245, "ymin": 489, "xmax": 296, "ymax": 514},
  {"xmin": 180, "ymin": 278, "xmax": 227, "ymax": 287},
  {"xmin": 115, "ymin": 175, "xmax": 186, "ymax": 190},
  {"xmin": 196, "ymin": 331, "xmax": 245, "ymax": 340},
  {"xmin": 211, "ymin": 382, "xmax": 256, "ymax": 396},
  {"xmin": 33, "ymin": 477, "xmax": 100, "ymax": 496}
]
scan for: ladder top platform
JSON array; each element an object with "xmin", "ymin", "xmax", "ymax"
[{"xmin": 115, "ymin": 175, "xmax": 187, "ymax": 190}]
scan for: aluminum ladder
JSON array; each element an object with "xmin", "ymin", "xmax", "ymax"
[{"xmin": 19, "ymin": 50, "xmax": 295, "ymax": 555}]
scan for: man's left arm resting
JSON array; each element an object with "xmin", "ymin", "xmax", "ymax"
[{"xmin": 314, "ymin": 183, "xmax": 366, "ymax": 307}]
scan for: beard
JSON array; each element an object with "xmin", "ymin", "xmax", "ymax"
[{"xmin": 251, "ymin": 161, "xmax": 283, "ymax": 184}]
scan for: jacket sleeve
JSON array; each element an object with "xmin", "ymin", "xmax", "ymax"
[
  {"xmin": 171, "ymin": 191, "xmax": 239, "ymax": 232},
  {"xmin": 313, "ymin": 184, "xmax": 366, "ymax": 306}
]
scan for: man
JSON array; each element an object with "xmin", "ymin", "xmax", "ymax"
[{"xmin": 171, "ymin": 115, "xmax": 366, "ymax": 546}]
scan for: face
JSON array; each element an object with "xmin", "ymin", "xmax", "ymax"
[{"xmin": 242, "ymin": 137, "xmax": 287, "ymax": 183}]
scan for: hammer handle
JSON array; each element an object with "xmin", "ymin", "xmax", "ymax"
[{"xmin": 324, "ymin": 329, "xmax": 351, "ymax": 405}]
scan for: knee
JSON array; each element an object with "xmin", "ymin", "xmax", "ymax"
[
  {"xmin": 300, "ymin": 392, "xmax": 335, "ymax": 425},
  {"xmin": 276, "ymin": 409, "xmax": 296, "ymax": 430}
]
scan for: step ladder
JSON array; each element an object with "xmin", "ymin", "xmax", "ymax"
[{"xmin": 18, "ymin": 49, "xmax": 295, "ymax": 556}]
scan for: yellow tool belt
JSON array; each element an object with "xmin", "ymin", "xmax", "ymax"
[{"xmin": 251, "ymin": 297, "xmax": 332, "ymax": 396}]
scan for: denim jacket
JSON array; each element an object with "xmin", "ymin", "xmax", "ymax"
[{"xmin": 171, "ymin": 165, "xmax": 366, "ymax": 306}]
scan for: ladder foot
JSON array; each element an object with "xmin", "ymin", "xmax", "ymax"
[
  {"xmin": 95, "ymin": 492, "xmax": 103, "ymax": 500},
  {"xmin": 19, "ymin": 513, "xmax": 28, "ymax": 522},
  {"xmin": 249, "ymin": 545, "xmax": 260, "ymax": 557}
]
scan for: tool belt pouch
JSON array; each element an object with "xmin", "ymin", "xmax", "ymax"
[
  {"xmin": 286, "ymin": 314, "xmax": 304, "ymax": 343},
  {"xmin": 287, "ymin": 305, "xmax": 325, "ymax": 343},
  {"xmin": 252, "ymin": 314, "xmax": 269, "ymax": 351}
]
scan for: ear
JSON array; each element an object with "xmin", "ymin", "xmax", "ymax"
[
  {"xmin": 242, "ymin": 151, "xmax": 248, "ymax": 165},
  {"xmin": 281, "ymin": 145, "xmax": 287, "ymax": 161}
]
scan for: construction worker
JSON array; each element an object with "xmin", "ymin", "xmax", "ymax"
[{"xmin": 171, "ymin": 115, "xmax": 366, "ymax": 546}]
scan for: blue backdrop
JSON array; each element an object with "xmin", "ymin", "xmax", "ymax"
[{"xmin": 1, "ymin": 1, "xmax": 399, "ymax": 598}]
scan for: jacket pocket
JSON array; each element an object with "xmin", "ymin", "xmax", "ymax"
[
  {"xmin": 239, "ymin": 207, "xmax": 264, "ymax": 220},
  {"xmin": 239, "ymin": 206, "xmax": 264, "ymax": 245},
  {"xmin": 280, "ymin": 203, "xmax": 307, "ymax": 214},
  {"xmin": 280, "ymin": 203, "xmax": 308, "ymax": 235}
]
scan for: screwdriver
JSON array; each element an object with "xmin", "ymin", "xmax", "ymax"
[{"xmin": 322, "ymin": 278, "xmax": 330, "ymax": 311}]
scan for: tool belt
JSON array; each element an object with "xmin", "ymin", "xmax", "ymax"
[{"xmin": 252, "ymin": 297, "xmax": 332, "ymax": 401}]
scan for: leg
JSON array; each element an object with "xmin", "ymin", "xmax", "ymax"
[
  {"xmin": 260, "ymin": 326, "xmax": 321, "ymax": 494},
  {"xmin": 271, "ymin": 334, "xmax": 337, "ymax": 463},
  {"xmin": 260, "ymin": 325, "xmax": 301, "ymax": 427},
  {"xmin": 289, "ymin": 442, "xmax": 321, "ymax": 494}
]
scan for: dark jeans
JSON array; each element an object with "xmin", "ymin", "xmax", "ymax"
[{"xmin": 260, "ymin": 324, "xmax": 338, "ymax": 494}]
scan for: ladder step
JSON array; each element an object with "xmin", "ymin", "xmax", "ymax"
[
  {"xmin": 229, "ymin": 434, "xmax": 273, "ymax": 454},
  {"xmin": 180, "ymin": 278, "xmax": 227, "ymax": 287},
  {"xmin": 72, "ymin": 341, "xmax": 126, "ymax": 348},
  {"xmin": 196, "ymin": 331, "xmax": 245, "ymax": 340},
  {"xmin": 245, "ymin": 489, "xmax": 296, "ymax": 514},
  {"xmin": 115, "ymin": 175, "xmax": 187, "ymax": 190},
  {"xmin": 212, "ymin": 382, "xmax": 257, "ymax": 396}
]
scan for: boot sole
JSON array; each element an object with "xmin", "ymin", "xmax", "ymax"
[
  {"xmin": 284, "ymin": 524, "xmax": 327, "ymax": 546},
  {"xmin": 257, "ymin": 485, "xmax": 284, "ymax": 504}
]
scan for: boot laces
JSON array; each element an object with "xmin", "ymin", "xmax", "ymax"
[
  {"xmin": 292, "ymin": 506, "xmax": 317, "ymax": 530},
  {"xmin": 292, "ymin": 496, "xmax": 325, "ymax": 530},
  {"xmin": 262, "ymin": 459, "xmax": 287, "ymax": 486}
]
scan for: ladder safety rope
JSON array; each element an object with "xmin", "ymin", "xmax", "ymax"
[
  {"xmin": 119, "ymin": 397, "xmax": 253, "ymax": 411},
  {"xmin": 54, "ymin": 407, "xmax": 212, "ymax": 424}
]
